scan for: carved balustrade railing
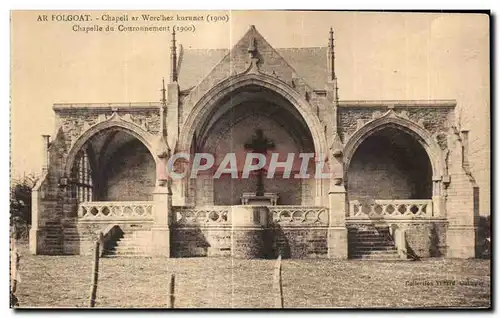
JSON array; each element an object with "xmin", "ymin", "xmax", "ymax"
[
  {"xmin": 174, "ymin": 206, "xmax": 231, "ymax": 226},
  {"xmin": 269, "ymin": 206, "xmax": 329, "ymax": 226},
  {"xmin": 348, "ymin": 199, "xmax": 434, "ymax": 219},
  {"xmin": 78, "ymin": 201, "xmax": 153, "ymax": 221}
]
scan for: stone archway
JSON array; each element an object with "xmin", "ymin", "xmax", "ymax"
[
  {"xmin": 343, "ymin": 112, "xmax": 445, "ymax": 217},
  {"xmin": 65, "ymin": 118, "xmax": 158, "ymax": 202},
  {"xmin": 347, "ymin": 126, "xmax": 433, "ymax": 201},
  {"xmin": 343, "ymin": 112, "xmax": 444, "ymax": 179},
  {"xmin": 178, "ymin": 73, "xmax": 327, "ymax": 157},
  {"xmin": 65, "ymin": 115, "xmax": 157, "ymax": 177},
  {"xmin": 178, "ymin": 74, "xmax": 326, "ymax": 206}
]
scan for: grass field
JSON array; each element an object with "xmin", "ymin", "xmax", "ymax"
[{"xmin": 14, "ymin": 245, "xmax": 490, "ymax": 309}]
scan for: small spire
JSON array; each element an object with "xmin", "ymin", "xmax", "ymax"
[
  {"xmin": 327, "ymin": 27, "xmax": 336, "ymax": 82},
  {"xmin": 161, "ymin": 77, "xmax": 166, "ymax": 105},
  {"xmin": 170, "ymin": 29, "xmax": 178, "ymax": 82}
]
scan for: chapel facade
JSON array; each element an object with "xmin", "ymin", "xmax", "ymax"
[{"xmin": 30, "ymin": 26, "xmax": 480, "ymax": 259}]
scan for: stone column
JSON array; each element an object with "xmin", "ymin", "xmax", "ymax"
[
  {"xmin": 41, "ymin": 135, "xmax": 51, "ymax": 173},
  {"xmin": 29, "ymin": 188, "xmax": 43, "ymax": 254},
  {"xmin": 151, "ymin": 181, "xmax": 172, "ymax": 257}
]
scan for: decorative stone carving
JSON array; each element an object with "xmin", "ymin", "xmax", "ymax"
[
  {"xmin": 417, "ymin": 118, "xmax": 426, "ymax": 128},
  {"xmin": 356, "ymin": 118, "xmax": 365, "ymax": 130},
  {"xmin": 349, "ymin": 199, "xmax": 434, "ymax": 218},
  {"xmin": 155, "ymin": 135, "xmax": 171, "ymax": 159},
  {"xmin": 407, "ymin": 108, "xmax": 451, "ymax": 135},
  {"xmin": 372, "ymin": 111, "xmax": 382, "ymax": 120},
  {"xmin": 270, "ymin": 206, "xmax": 328, "ymax": 225},
  {"xmin": 435, "ymin": 132, "xmax": 448, "ymax": 150},
  {"xmin": 338, "ymin": 108, "xmax": 383, "ymax": 141},
  {"xmin": 398, "ymin": 110, "xmax": 409, "ymax": 119}
]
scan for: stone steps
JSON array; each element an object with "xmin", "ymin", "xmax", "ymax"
[
  {"xmin": 349, "ymin": 226, "xmax": 406, "ymax": 261},
  {"xmin": 102, "ymin": 231, "xmax": 150, "ymax": 257}
]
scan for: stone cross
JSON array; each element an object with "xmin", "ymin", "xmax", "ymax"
[{"xmin": 244, "ymin": 129, "xmax": 275, "ymax": 196}]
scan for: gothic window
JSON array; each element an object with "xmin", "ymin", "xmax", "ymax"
[{"xmin": 72, "ymin": 149, "xmax": 93, "ymax": 202}]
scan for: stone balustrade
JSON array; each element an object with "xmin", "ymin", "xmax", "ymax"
[
  {"xmin": 78, "ymin": 201, "xmax": 153, "ymax": 221},
  {"xmin": 269, "ymin": 206, "xmax": 329, "ymax": 226},
  {"xmin": 348, "ymin": 199, "xmax": 434, "ymax": 218},
  {"xmin": 174, "ymin": 206, "xmax": 231, "ymax": 225}
]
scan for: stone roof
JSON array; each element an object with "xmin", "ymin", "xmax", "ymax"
[{"xmin": 177, "ymin": 46, "xmax": 328, "ymax": 91}]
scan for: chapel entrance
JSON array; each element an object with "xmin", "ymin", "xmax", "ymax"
[
  {"xmin": 191, "ymin": 84, "xmax": 316, "ymax": 206},
  {"xmin": 346, "ymin": 125, "xmax": 433, "ymax": 202},
  {"xmin": 69, "ymin": 127, "xmax": 156, "ymax": 203}
]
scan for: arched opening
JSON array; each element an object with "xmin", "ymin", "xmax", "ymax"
[
  {"xmin": 69, "ymin": 127, "xmax": 156, "ymax": 202},
  {"xmin": 347, "ymin": 126, "xmax": 433, "ymax": 202},
  {"xmin": 192, "ymin": 84, "xmax": 317, "ymax": 206}
]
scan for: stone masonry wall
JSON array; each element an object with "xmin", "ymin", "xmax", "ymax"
[
  {"xmin": 171, "ymin": 226, "xmax": 328, "ymax": 259},
  {"xmin": 103, "ymin": 139, "xmax": 156, "ymax": 201},
  {"xmin": 404, "ymin": 222, "xmax": 448, "ymax": 258}
]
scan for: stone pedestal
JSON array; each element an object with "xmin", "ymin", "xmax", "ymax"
[
  {"xmin": 327, "ymin": 185, "xmax": 348, "ymax": 259},
  {"xmin": 230, "ymin": 206, "xmax": 268, "ymax": 258},
  {"xmin": 29, "ymin": 227, "xmax": 44, "ymax": 255},
  {"xmin": 327, "ymin": 227, "xmax": 348, "ymax": 259},
  {"xmin": 151, "ymin": 186, "xmax": 172, "ymax": 257}
]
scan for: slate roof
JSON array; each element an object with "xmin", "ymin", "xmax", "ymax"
[{"xmin": 177, "ymin": 46, "xmax": 328, "ymax": 91}]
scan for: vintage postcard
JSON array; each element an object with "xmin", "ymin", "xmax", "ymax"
[{"xmin": 10, "ymin": 10, "xmax": 490, "ymax": 308}]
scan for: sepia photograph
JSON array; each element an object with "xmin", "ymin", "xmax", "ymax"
[{"xmin": 9, "ymin": 10, "xmax": 490, "ymax": 309}]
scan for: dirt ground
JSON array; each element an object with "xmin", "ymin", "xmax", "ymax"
[{"xmin": 13, "ymin": 246, "xmax": 491, "ymax": 309}]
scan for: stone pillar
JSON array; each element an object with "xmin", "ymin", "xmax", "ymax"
[
  {"xmin": 41, "ymin": 135, "xmax": 51, "ymax": 173},
  {"xmin": 230, "ymin": 206, "xmax": 268, "ymax": 258},
  {"xmin": 151, "ymin": 184, "xmax": 172, "ymax": 257},
  {"xmin": 327, "ymin": 183, "xmax": 348, "ymax": 259},
  {"xmin": 29, "ymin": 188, "xmax": 43, "ymax": 254},
  {"xmin": 445, "ymin": 128, "xmax": 478, "ymax": 258},
  {"xmin": 326, "ymin": 139, "xmax": 348, "ymax": 259},
  {"xmin": 432, "ymin": 176, "xmax": 444, "ymax": 217}
]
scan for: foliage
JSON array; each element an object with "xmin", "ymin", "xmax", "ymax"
[
  {"xmin": 10, "ymin": 174, "xmax": 38, "ymax": 239},
  {"xmin": 477, "ymin": 215, "xmax": 491, "ymax": 258}
]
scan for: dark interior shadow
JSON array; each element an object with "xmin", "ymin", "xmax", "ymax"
[
  {"xmin": 100, "ymin": 224, "xmax": 124, "ymax": 256},
  {"xmin": 171, "ymin": 226, "xmax": 210, "ymax": 258},
  {"xmin": 264, "ymin": 224, "xmax": 291, "ymax": 259}
]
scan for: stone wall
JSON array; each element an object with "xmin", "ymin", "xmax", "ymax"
[
  {"xmin": 347, "ymin": 130, "xmax": 432, "ymax": 201},
  {"xmin": 73, "ymin": 221, "xmax": 153, "ymax": 255},
  {"xmin": 171, "ymin": 225, "xmax": 328, "ymax": 259},
  {"xmin": 103, "ymin": 139, "xmax": 156, "ymax": 201},
  {"xmin": 404, "ymin": 222, "xmax": 448, "ymax": 258},
  {"xmin": 171, "ymin": 226, "xmax": 232, "ymax": 257}
]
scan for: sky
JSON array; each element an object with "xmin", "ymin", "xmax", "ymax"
[{"xmin": 10, "ymin": 10, "xmax": 490, "ymax": 209}]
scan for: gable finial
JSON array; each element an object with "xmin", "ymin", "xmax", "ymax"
[
  {"xmin": 327, "ymin": 27, "xmax": 336, "ymax": 82},
  {"xmin": 248, "ymin": 37, "xmax": 257, "ymax": 58},
  {"xmin": 170, "ymin": 29, "xmax": 178, "ymax": 82}
]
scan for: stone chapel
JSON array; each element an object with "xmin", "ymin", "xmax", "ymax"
[{"xmin": 30, "ymin": 25, "xmax": 480, "ymax": 259}]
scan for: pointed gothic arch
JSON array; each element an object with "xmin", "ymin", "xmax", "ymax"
[
  {"xmin": 64, "ymin": 115, "xmax": 158, "ymax": 177},
  {"xmin": 343, "ymin": 111, "xmax": 444, "ymax": 179},
  {"xmin": 177, "ymin": 72, "xmax": 328, "ymax": 158}
]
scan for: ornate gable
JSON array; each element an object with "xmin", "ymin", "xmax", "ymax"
[{"xmin": 179, "ymin": 25, "xmax": 322, "ymax": 122}]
